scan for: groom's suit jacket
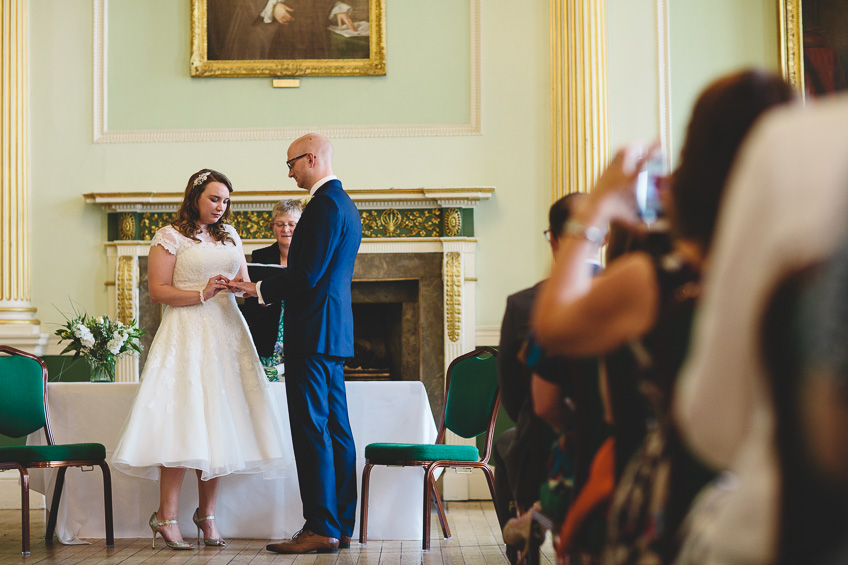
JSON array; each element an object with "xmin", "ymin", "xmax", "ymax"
[{"xmin": 258, "ymin": 179, "xmax": 362, "ymax": 358}]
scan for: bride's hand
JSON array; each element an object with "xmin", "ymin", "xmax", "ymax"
[{"xmin": 203, "ymin": 275, "xmax": 231, "ymax": 301}]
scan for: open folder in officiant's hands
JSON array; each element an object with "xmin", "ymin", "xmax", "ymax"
[
  {"xmin": 238, "ymin": 263, "xmax": 287, "ymax": 361},
  {"xmin": 246, "ymin": 262, "xmax": 286, "ymax": 282}
]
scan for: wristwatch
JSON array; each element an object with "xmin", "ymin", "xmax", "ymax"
[{"xmin": 564, "ymin": 220, "xmax": 607, "ymax": 244}]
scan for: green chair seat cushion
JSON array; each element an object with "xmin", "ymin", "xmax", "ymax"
[
  {"xmin": 0, "ymin": 443, "xmax": 106, "ymax": 464},
  {"xmin": 365, "ymin": 442, "xmax": 479, "ymax": 462}
]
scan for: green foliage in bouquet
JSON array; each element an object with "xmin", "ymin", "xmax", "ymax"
[{"xmin": 55, "ymin": 306, "xmax": 144, "ymax": 365}]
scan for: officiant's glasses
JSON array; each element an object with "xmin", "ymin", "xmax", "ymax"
[{"xmin": 286, "ymin": 153, "xmax": 310, "ymax": 170}]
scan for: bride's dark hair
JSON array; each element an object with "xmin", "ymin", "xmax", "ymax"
[{"xmin": 172, "ymin": 169, "xmax": 235, "ymax": 245}]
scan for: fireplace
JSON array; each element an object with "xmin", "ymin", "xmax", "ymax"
[
  {"xmin": 351, "ymin": 253, "xmax": 446, "ymax": 415},
  {"xmin": 346, "ymin": 303, "xmax": 400, "ymax": 381},
  {"xmin": 346, "ymin": 280, "xmax": 418, "ymax": 381}
]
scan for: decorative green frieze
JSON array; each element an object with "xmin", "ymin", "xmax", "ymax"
[
  {"xmin": 108, "ymin": 207, "xmax": 474, "ymax": 241},
  {"xmin": 360, "ymin": 209, "xmax": 444, "ymax": 238},
  {"xmin": 228, "ymin": 211, "xmax": 275, "ymax": 239},
  {"xmin": 139, "ymin": 213, "xmax": 178, "ymax": 240}
]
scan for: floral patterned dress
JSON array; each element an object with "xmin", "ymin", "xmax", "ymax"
[{"xmin": 259, "ymin": 302, "xmax": 285, "ymax": 382}]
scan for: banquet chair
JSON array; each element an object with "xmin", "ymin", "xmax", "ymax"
[
  {"xmin": 0, "ymin": 345, "xmax": 114, "ymax": 555},
  {"xmin": 359, "ymin": 346, "xmax": 500, "ymax": 550}
]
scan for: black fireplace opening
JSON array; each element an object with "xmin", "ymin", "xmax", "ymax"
[
  {"xmin": 345, "ymin": 279, "xmax": 420, "ymax": 382},
  {"xmin": 345, "ymin": 303, "xmax": 402, "ymax": 380}
]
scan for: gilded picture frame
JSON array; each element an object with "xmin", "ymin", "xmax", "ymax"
[
  {"xmin": 190, "ymin": 0, "xmax": 386, "ymax": 77},
  {"xmin": 779, "ymin": 0, "xmax": 804, "ymax": 93},
  {"xmin": 780, "ymin": 0, "xmax": 848, "ymax": 99}
]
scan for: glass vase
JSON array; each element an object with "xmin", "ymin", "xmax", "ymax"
[{"xmin": 88, "ymin": 357, "xmax": 115, "ymax": 383}]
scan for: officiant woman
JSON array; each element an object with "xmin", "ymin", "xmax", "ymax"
[{"xmin": 241, "ymin": 199, "xmax": 304, "ymax": 381}]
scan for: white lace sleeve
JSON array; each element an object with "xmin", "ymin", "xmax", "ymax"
[
  {"xmin": 224, "ymin": 224, "xmax": 243, "ymax": 251},
  {"xmin": 150, "ymin": 226, "xmax": 181, "ymax": 256}
]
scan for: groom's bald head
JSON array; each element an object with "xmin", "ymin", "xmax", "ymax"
[{"xmin": 287, "ymin": 133, "xmax": 335, "ymax": 190}]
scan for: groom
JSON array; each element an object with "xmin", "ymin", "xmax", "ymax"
[{"xmin": 231, "ymin": 133, "xmax": 361, "ymax": 553}]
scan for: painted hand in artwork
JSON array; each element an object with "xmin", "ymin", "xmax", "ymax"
[{"xmin": 273, "ymin": 3, "xmax": 294, "ymax": 24}]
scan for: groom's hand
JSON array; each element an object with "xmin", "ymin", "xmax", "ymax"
[{"xmin": 228, "ymin": 278, "xmax": 258, "ymax": 298}]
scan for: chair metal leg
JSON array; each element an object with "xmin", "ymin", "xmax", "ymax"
[
  {"xmin": 358, "ymin": 462, "xmax": 373, "ymax": 545},
  {"xmin": 430, "ymin": 479, "xmax": 451, "ymax": 539},
  {"xmin": 480, "ymin": 464, "xmax": 499, "ymax": 513},
  {"xmin": 99, "ymin": 463, "xmax": 115, "ymax": 548},
  {"xmin": 45, "ymin": 467, "xmax": 67, "ymax": 544},
  {"xmin": 423, "ymin": 463, "xmax": 440, "ymax": 551},
  {"xmin": 19, "ymin": 466, "xmax": 30, "ymax": 555}
]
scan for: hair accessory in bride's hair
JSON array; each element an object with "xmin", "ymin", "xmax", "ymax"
[{"xmin": 193, "ymin": 171, "xmax": 212, "ymax": 187}]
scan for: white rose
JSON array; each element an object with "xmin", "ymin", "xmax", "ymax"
[
  {"xmin": 73, "ymin": 324, "xmax": 86, "ymax": 338},
  {"xmin": 107, "ymin": 338, "xmax": 121, "ymax": 355},
  {"xmin": 96, "ymin": 316, "xmax": 104, "ymax": 324},
  {"xmin": 81, "ymin": 335, "xmax": 95, "ymax": 349}
]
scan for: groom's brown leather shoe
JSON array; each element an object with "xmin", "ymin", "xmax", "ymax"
[
  {"xmin": 339, "ymin": 535, "xmax": 352, "ymax": 549},
  {"xmin": 266, "ymin": 529, "xmax": 339, "ymax": 554}
]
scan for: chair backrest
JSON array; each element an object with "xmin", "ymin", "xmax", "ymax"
[
  {"xmin": 0, "ymin": 346, "xmax": 50, "ymax": 440},
  {"xmin": 439, "ymin": 347, "xmax": 500, "ymax": 459}
]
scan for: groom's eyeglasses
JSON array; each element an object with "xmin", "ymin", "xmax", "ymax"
[{"xmin": 286, "ymin": 153, "xmax": 310, "ymax": 170}]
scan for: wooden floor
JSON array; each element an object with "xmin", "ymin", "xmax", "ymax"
[{"xmin": 0, "ymin": 502, "xmax": 555, "ymax": 565}]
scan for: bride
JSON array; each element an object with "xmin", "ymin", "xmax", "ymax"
[{"xmin": 112, "ymin": 169, "xmax": 291, "ymax": 550}]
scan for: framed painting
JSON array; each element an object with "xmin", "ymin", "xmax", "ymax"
[
  {"xmin": 190, "ymin": 0, "xmax": 386, "ymax": 77},
  {"xmin": 780, "ymin": 0, "xmax": 848, "ymax": 99}
]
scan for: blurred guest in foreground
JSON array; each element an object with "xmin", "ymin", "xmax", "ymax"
[
  {"xmin": 672, "ymin": 92, "xmax": 848, "ymax": 564},
  {"xmin": 532, "ymin": 70, "xmax": 795, "ymax": 564},
  {"xmin": 493, "ymin": 194, "xmax": 585, "ymax": 544}
]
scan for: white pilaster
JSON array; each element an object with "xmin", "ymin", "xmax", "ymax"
[{"xmin": 0, "ymin": 0, "xmax": 48, "ymax": 354}]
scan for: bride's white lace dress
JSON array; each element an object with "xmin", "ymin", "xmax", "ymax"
[{"xmin": 112, "ymin": 225, "xmax": 292, "ymax": 480}]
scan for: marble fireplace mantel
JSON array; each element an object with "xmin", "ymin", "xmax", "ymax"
[{"xmin": 83, "ymin": 187, "xmax": 495, "ymax": 211}]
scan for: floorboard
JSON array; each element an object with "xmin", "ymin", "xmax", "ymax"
[{"xmin": 0, "ymin": 501, "xmax": 559, "ymax": 565}]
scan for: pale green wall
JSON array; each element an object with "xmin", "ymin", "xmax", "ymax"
[
  {"xmin": 607, "ymin": 0, "xmax": 660, "ymax": 149},
  {"xmin": 26, "ymin": 0, "xmax": 781, "ymax": 337},
  {"xmin": 669, "ymin": 0, "xmax": 779, "ymax": 162},
  {"xmin": 108, "ymin": 0, "xmax": 470, "ymax": 129}
]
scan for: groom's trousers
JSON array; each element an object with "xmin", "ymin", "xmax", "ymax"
[{"xmin": 285, "ymin": 352, "xmax": 357, "ymax": 539}]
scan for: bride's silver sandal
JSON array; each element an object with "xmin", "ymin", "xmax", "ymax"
[
  {"xmin": 149, "ymin": 512, "xmax": 194, "ymax": 550},
  {"xmin": 193, "ymin": 508, "xmax": 227, "ymax": 547}
]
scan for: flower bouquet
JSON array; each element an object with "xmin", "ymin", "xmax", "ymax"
[{"xmin": 55, "ymin": 309, "xmax": 144, "ymax": 382}]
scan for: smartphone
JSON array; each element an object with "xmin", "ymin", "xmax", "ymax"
[{"xmin": 636, "ymin": 151, "xmax": 665, "ymax": 224}]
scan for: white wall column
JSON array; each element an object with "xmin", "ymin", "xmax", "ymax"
[{"xmin": 0, "ymin": 0, "xmax": 48, "ymax": 353}]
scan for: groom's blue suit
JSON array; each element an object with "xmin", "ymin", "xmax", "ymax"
[{"xmin": 258, "ymin": 179, "xmax": 362, "ymax": 539}]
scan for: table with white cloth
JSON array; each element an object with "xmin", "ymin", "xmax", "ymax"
[{"xmin": 26, "ymin": 381, "xmax": 437, "ymax": 543}]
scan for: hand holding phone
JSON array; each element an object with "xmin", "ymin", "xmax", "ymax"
[{"xmin": 636, "ymin": 149, "xmax": 665, "ymax": 224}]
